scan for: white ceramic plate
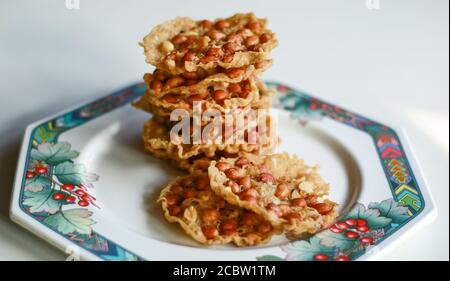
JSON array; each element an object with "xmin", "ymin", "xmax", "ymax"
[{"xmin": 10, "ymin": 82, "xmax": 436, "ymax": 261}]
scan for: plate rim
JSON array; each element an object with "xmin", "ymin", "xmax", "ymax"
[{"xmin": 9, "ymin": 81, "xmax": 437, "ymax": 261}]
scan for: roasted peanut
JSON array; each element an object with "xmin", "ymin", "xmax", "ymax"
[
  {"xmin": 266, "ymin": 203, "xmax": 281, "ymax": 216},
  {"xmin": 196, "ymin": 175, "xmax": 210, "ymax": 190},
  {"xmin": 225, "ymin": 180, "xmax": 240, "ymax": 194},
  {"xmin": 224, "ymin": 168, "xmax": 242, "ymax": 180},
  {"xmin": 199, "ymin": 55, "xmax": 215, "ymax": 64},
  {"xmin": 250, "ymin": 44, "xmax": 262, "ymax": 51},
  {"xmin": 240, "ymin": 188, "xmax": 257, "ymax": 198},
  {"xmin": 171, "ymin": 35, "xmax": 187, "ymax": 45},
  {"xmin": 165, "ymin": 194, "xmax": 179, "ymax": 206},
  {"xmin": 183, "ymin": 36, "xmax": 195, "ymax": 46},
  {"xmin": 291, "ymin": 198, "xmax": 307, "ymax": 208},
  {"xmin": 162, "ymin": 94, "xmax": 178, "ymax": 103},
  {"xmin": 257, "ymin": 222, "xmax": 272, "ymax": 234},
  {"xmin": 202, "ymin": 225, "xmax": 218, "ymax": 239},
  {"xmin": 311, "ymin": 202, "xmax": 334, "ymax": 215},
  {"xmin": 183, "ymin": 188, "xmax": 196, "ymax": 199},
  {"xmin": 153, "ymin": 70, "xmax": 166, "ymax": 81},
  {"xmin": 213, "ymin": 89, "xmax": 228, "ymax": 102},
  {"xmin": 208, "ymin": 30, "xmax": 226, "ymax": 40},
  {"xmin": 240, "ymin": 213, "xmax": 257, "ymax": 227},
  {"xmin": 185, "ymin": 79, "xmax": 197, "ymax": 86},
  {"xmin": 215, "ymin": 20, "xmax": 230, "ymax": 30},
  {"xmin": 240, "ymin": 89, "xmax": 250, "ymax": 98},
  {"xmin": 220, "ymin": 219, "xmax": 237, "ymax": 231},
  {"xmin": 222, "ymin": 54, "xmax": 234, "ymax": 63},
  {"xmin": 216, "ymin": 162, "xmax": 231, "ymax": 171},
  {"xmin": 223, "ymin": 42, "xmax": 241, "ymax": 53},
  {"xmin": 246, "ymin": 21, "xmax": 262, "ymax": 33},
  {"xmin": 235, "ymin": 157, "xmax": 249, "ymax": 167},
  {"xmin": 150, "ymin": 80, "xmax": 163, "ymax": 93},
  {"xmin": 181, "ymin": 71, "xmax": 198, "ymax": 80},
  {"xmin": 168, "ymin": 205, "xmax": 182, "ymax": 216},
  {"xmin": 260, "ymin": 33, "xmax": 272, "ymax": 43},
  {"xmin": 171, "ymin": 184, "xmax": 183, "ymax": 195},
  {"xmin": 259, "ymin": 172, "xmax": 275, "ymax": 184},
  {"xmin": 199, "ymin": 20, "xmax": 213, "ymax": 29},
  {"xmin": 242, "ymin": 80, "xmax": 251, "ymax": 90},
  {"xmin": 201, "ymin": 208, "xmax": 220, "ymax": 223},
  {"xmin": 206, "ymin": 47, "xmax": 224, "ymax": 57},
  {"xmin": 284, "ymin": 213, "xmax": 302, "ymax": 221},
  {"xmin": 226, "ymin": 68, "xmax": 245, "ymax": 78},
  {"xmin": 245, "ymin": 35, "xmax": 260, "ymax": 47},
  {"xmin": 165, "ymin": 76, "xmax": 185, "ymax": 88},
  {"xmin": 226, "ymin": 33, "xmax": 243, "ymax": 43},
  {"xmin": 237, "ymin": 28, "xmax": 252, "ymax": 37},
  {"xmin": 227, "ymin": 83, "xmax": 242, "ymax": 94},
  {"xmin": 275, "ymin": 183, "xmax": 290, "ymax": 199},
  {"xmin": 182, "ymin": 51, "xmax": 196, "ymax": 62},
  {"xmin": 238, "ymin": 176, "xmax": 251, "ymax": 189},
  {"xmin": 240, "ymin": 195, "xmax": 257, "ymax": 204},
  {"xmin": 186, "ymin": 94, "xmax": 204, "ymax": 104}
]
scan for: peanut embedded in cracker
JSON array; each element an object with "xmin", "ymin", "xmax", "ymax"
[
  {"xmin": 141, "ymin": 13, "xmax": 277, "ymax": 75},
  {"xmin": 208, "ymin": 153, "xmax": 339, "ymax": 240},
  {"xmin": 159, "ymin": 173, "xmax": 280, "ymax": 246}
]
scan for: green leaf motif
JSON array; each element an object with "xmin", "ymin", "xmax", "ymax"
[
  {"xmin": 35, "ymin": 126, "xmax": 56, "ymax": 143},
  {"xmin": 31, "ymin": 142, "xmax": 79, "ymax": 165},
  {"xmin": 54, "ymin": 162, "xmax": 99, "ymax": 188},
  {"xmin": 345, "ymin": 203, "xmax": 392, "ymax": 229},
  {"xmin": 281, "ymin": 237, "xmax": 335, "ymax": 261},
  {"xmin": 316, "ymin": 230, "xmax": 358, "ymax": 251},
  {"xmin": 25, "ymin": 175, "xmax": 51, "ymax": 192},
  {"xmin": 23, "ymin": 187, "xmax": 61, "ymax": 214},
  {"xmin": 43, "ymin": 209, "xmax": 95, "ymax": 235},
  {"xmin": 256, "ymin": 255, "xmax": 284, "ymax": 261},
  {"xmin": 368, "ymin": 199, "xmax": 410, "ymax": 224},
  {"xmin": 276, "ymin": 199, "xmax": 405, "ymax": 261},
  {"xmin": 280, "ymin": 94, "xmax": 324, "ymax": 122}
]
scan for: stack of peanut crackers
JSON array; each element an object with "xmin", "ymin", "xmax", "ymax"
[{"xmin": 134, "ymin": 13, "xmax": 338, "ymax": 247}]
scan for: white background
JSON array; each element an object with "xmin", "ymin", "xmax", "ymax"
[{"xmin": 0, "ymin": 0, "xmax": 448, "ymax": 260}]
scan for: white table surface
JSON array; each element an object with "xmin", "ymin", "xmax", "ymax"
[{"xmin": 0, "ymin": 0, "xmax": 448, "ymax": 261}]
